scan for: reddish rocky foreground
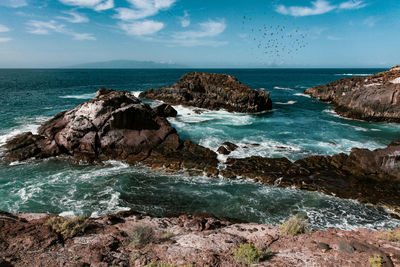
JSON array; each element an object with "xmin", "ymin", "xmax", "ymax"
[{"xmin": 1, "ymin": 210, "xmax": 400, "ymax": 266}]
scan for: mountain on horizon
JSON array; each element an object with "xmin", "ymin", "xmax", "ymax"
[{"xmin": 67, "ymin": 60, "xmax": 186, "ymax": 69}]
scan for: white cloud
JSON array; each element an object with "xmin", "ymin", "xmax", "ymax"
[
  {"xmin": 27, "ymin": 20, "xmax": 65, "ymax": 35},
  {"xmin": 0, "ymin": 25, "xmax": 10, "ymax": 33},
  {"xmin": 94, "ymin": 0, "xmax": 113, "ymax": 11},
  {"xmin": 0, "ymin": 0, "xmax": 28, "ymax": 8},
  {"xmin": 363, "ymin": 16, "xmax": 379, "ymax": 27},
  {"xmin": 27, "ymin": 20, "xmax": 96, "ymax": 40},
  {"xmin": 0, "ymin": 37, "xmax": 12, "ymax": 42},
  {"xmin": 339, "ymin": 0, "xmax": 366, "ymax": 10},
  {"xmin": 173, "ymin": 19, "xmax": 226, "ymax": 39},
  {"xmin": 58, "ymin": 0, "xmax": 114, "ymax": 11},
  {"xmin": 57, "ymin": 10, "xmax": 89, "ymax": 23},
  {"xmin": 180, "ymin": 10, "xmax": 190, "ymax": 27},
  {"xmin": 167, "ymin": 19, "xmax": 227, "ymax": 47},
  {"xmin": 72, "ymin": 32, "xmax": 96, "ymax": 40},
  {"xmin": 276, "ymin": 0, "xmax": 366, "ymax": 17},
  {"xmin": 276, "ymin": 0, "xmax": 336, "ymax": 17},
  {"xmin": 114, "ymin": 0, "xmax": 176, "ymax": 21},
  {"xmin": 119, "ymin": 20, "xmax": 164, "ymax": 36}
]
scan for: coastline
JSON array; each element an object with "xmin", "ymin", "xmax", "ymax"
[{"xmin": 1, "ymin": 210, "xmax": 400, "ymax": 266}]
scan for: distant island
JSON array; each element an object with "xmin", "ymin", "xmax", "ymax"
[{"xmin": 66, "ymin": 60, "xmax": 186, "ymax": 69}]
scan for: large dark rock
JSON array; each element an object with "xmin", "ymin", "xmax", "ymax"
[
  {"xmin": 139, "ymin": 72, "xmax": 272, "ymax": 113},
  {"xmin": 152, "ymin": 103, "xmax": 178, "ymax": 117},
  {"xmin": 305, "ymin": 66, "xmax": 400, "ymax": 122},
  {"xmin": 2, "ymin": 88, "xmax": 217, "ymax": 174}
]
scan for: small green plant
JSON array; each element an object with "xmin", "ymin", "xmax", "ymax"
[
  {"xmin": 161, "ymin": 231, "xmax": 176, "ymax": 240},
  {"xmin": 127, "ymin": 224, "xmax": 155, "ymax": 248},
  {"xmin": 377, "ymin": 229, "xmax": 400, "ymax": 242},
  {"xmin": 131, "ymin": 252, "xmax": 141, "ymax": 262},
  {"xmin": 46, "ymin": 216, "xmax": 88, "ymax": 238},
  {"xmin": 280, "ymin": 215, "xmax": 310, "ymax": 236},
  {"xmin": 368, "ymin": 254, "xmax": 384, "ymax": 267},
  {"xmin": 233, "ymin": 243, "xmax": 262, "ymax": 265}
]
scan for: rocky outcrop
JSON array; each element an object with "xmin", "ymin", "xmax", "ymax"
[
  {"xmin": 139, "ymin": 72, "xmax": 272, "ymax": 113},
  {"xmin": 1, "ymin": 210, "xmax": 399, "ymax": 266},
  {"xmin": 221, "ymin": 142, "xmax": 400, "ymax": 213},
  {"xmin": 2, "ymin": 88, "xmax": 218, "ymax": 175},
  {"xmin": 305, "ymin": 66, "xmax": 400, "ymax": 122},
  {"xmin": 152, "ymin": 104, "xmax": 177, "ymax": 118}
]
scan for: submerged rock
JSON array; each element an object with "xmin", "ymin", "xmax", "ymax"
[
  {"xmin": 305, "ymin": 66, "xmax": 400, "ymax": 122},
  {"xmin": 139, "ymin": 72, "xmax": 272, "ymax": 113}
]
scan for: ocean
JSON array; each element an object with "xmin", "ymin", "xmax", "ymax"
[{"xmin": 0, "ymin": 68, "xmax": 400, "ymax": 230}]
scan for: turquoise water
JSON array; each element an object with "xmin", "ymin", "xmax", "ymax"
[{"xmin": 0, "ymin": 69, "xmax": 400, "ymax": 230}]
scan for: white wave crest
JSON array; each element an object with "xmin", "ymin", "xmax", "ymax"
[
  {"xmin": 294, "ymin": 93, "xmax": 311, "ymax": 98},
  {"xmin": 59, "ymin": 93, "xmax": 95, "ymax": 99},
  {"xmin": 131, "ymin": 91, "xmax": 142, "ymax": 98},
  {"xmin": 276, "ymin": 101, "xmax": 297, "ymax": 105},
  {"xmin": 0, "ymin": 116, "xmax": 50, "ymax": 146},
  {"xmin": 273, "ymin": 86, "xmax": 293, "ymax": 91},
  {"xmin": 335, "ymin": 73, "xmax": 372, "ymax": 77}
]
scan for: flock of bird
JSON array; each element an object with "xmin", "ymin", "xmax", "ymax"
[
  {"xmin": 165, "ymin": 7, "xmax": 310, "ymax": 63},
  {"xmin": 241, "ymin": 14, "xmax": 309, "ymax": 62}
]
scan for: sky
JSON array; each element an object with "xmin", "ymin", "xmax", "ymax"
[{"xmin": 0, "ymin": 0, "xmax": 399, "ymax": 68}]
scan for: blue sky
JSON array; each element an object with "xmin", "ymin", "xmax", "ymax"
[{"xmin": 0, "ymin": 0, "xmax": 399, "ymax": 68}]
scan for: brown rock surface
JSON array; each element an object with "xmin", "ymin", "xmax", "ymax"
[
  {"xmin": 305, "ymin": 66, "xmax": 400, "ymax": 122},
  {"xmin": 1, "ymin": 210, "xmax": 400, "ymax": 266},
  {"xmin": 139, "ymin": 72, "xmax": 272, "ymax": 113}
]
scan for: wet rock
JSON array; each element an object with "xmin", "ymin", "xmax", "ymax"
[
  {"xmin": 217, "ymin": 141, "xmax": 238, "ymax": 155},
  {"xmin": 223, "ymin": 141, "xmax": 238, "ymax": 151},
  {"xmin": 152, "ymin": 103, "xmax": 178, "ymax": 117},
  {"xmin": 305, "ymin": 66, "xmax": 400, "ymax": 122},
  {"xmin": 140, "ymin": 72, "xmax": 272, "ymax": 113},
  {"xmin": 217, "ymin": 146, "xmax": 230, "ymax": 155},
  {"xmin": 217, "ymin": 142, "xmax": 238, "ymax": 155}
]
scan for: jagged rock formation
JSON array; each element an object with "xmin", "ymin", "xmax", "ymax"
[
  {"xmin": 0, "ymin": 210, "xmax": 399, "ymax": 266},
  {"xmin": 139, "ymin": 72, "xmax": 272, "ymax": 113},
  {"xmin": 2, "ymin": 88, "xmax": 218, "ymax": 175},
  {"xmin": 221, "ymin": 142, "xmax": 400, "ymax": 213},
  {"xmin": 152, "ymin": 103, "xmax": 177, "ymax": 118},
  {"xmin": 305, "ymin": 66, "xmax": 400, "ymax": 122}
]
